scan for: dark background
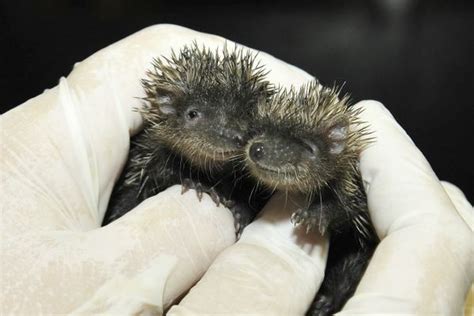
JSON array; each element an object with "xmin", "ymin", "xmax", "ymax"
[{"xmin": 1, "ymin": 0, "xmax": 473, "ymax": 201}]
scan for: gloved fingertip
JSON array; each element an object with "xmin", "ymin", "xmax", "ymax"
[
  {"xmin": 352, "ymin": 99, "xmax": 391, "ymax": 118},
  {"xmin": 169, "ymin": 191, "xmax": 327, "ymax": 314},
  {"xmin": 440, "ymin": 181, "xmax": 473, "ymax": 230}
]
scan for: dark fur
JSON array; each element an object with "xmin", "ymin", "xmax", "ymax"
[
  {"xmin": 246, "ymin": 81, "xmax": 379, "ymax": 315},
  {"xmin": 103, "ymin": 43, "xmax": 272, "ymax": 229}
]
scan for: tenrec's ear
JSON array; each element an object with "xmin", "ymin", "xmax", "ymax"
[
  {"xmin": 327, "ymin": 122, "xmax": 348, "ymax": 155},
  {"xmin": 154, "ymin": 86, "xmax": 179, "ymax": 115}
]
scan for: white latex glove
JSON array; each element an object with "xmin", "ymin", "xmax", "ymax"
[
  {"xmin": 338, "ymin": 101, "xmax": 474, "ymax": 314},
  {"xmin": 1, "ymin": 24, "xmax": 322, "ymax": 315},
  {"xmin": 1, "ymin": 24, "xmax": 472, "ymax": 315},
  {"xmin": 169, "ymin": 101, "xmax": 473, "ymax": 315}
]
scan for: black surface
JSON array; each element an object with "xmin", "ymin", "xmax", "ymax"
[{"xmin": 1, "ymin": 0, "xmax": 473, "ymax": 200}]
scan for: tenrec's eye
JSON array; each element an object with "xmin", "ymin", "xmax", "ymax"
[
  {"xmin": 186, "ymin": 109, "xmax": 200, "ymax": 120},
  {"xmin": 301, "ymin": 139, "xmax": 319, "ymax": 156}
]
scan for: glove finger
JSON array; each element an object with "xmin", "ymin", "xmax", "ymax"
[
  {"xmin": 340, "ymin": 100, "xmax": 472, "ymax": 314},
  {"xmin": 169, "ymin": 192, "xmax": 328, "ymax": 315},
  {"xmin": 440, "ymin": 180, "xmax": 473, "ymax": 316},
  {"xmin": 440, "ymin": 181, "xmax": 473, "ymax": 230},
  {"xmin": 353, "ymin": 100, "xmax": 458, "ymax": 237},
  {"xmin": 74, "ymin": 185, "xmax": 236, "ymax": 314}
]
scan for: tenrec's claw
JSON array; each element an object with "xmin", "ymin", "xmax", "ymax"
[
  {"xmin": 291, "ymin": 209, "xmax": 302, "ymax": 225},
  {"xmin": 224, "ymin": 199, "xmax": 236, "ymax": 209},
  {"xmin": 181, "ymin": 178, "xmax": 195, "ymax": 194},
  {"xmin": 208, "ymin": 187, "xmax": 221, "ymax": 206},
  {"xmin": 195, "ymin": 182, "xmax": 203, "ymax": 201},
  {"xmin": 235, "ymin": 222, "xmax": 241, "ymax": 234}
]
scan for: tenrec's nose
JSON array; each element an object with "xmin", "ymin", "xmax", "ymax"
[
  {"xmin": 232, "ymin": 133, "xmax": 245, "ymax": 148},
  {"xmin": 224, "ymin": 127, "xmax": 246, "ymax": 148},
  {"xmin": 249, "ymin": 142, "xmax": 265, "ymax": 161}
]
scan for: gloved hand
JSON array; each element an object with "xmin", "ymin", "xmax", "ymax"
[
  {"xmin": 1, "ymin": 24, "xmax": 472, "ymax": 315},
  {"xmin": 1, "ymin": 24, "xmax": 321, "ymax": 315},
  {"xmin": 169, "ymin": 100, "xmax": 473, "ymax": 315}
]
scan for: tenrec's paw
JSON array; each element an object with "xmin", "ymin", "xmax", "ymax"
[
  {"xmin": 181, "ymin": 178, "xmax": 221, "ymax": 206},
  {"xmin": 291, "ymin": 208, "xmax": 329, "ymax": 235}
]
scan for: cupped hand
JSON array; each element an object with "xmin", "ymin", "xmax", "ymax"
[
  {"xmin": 338, "ymin": 101, "xmax": 473, "ymax": 314},
  {"xmin": 169, "ymin": 100, "xmax": 473, "ymax": 315},
  {"xmin": 1, "ymin": 24, "xmax": 472, "ymax": 315},
  {"xmin": 1, "ymin": 24, "xmax": 322, "ymax": 315}
]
